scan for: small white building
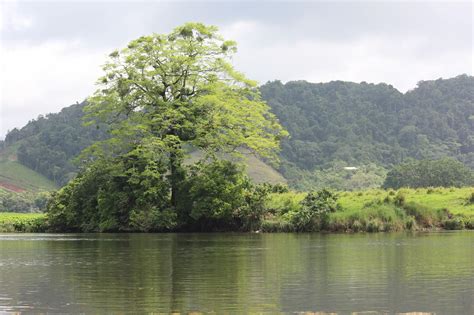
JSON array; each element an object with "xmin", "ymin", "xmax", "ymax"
[{"xmin": 343, "ymin": 166, "xmax": 358, "ymax": 171}]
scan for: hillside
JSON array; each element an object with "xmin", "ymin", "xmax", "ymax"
[
  {"xmin": 2, "ymin": 74, "xmax": 472, "ymax": 191},
  {"xmin": 0, "ymin": 144, "xmax": 56, "ymax": 192},
  {"xmin": 1, "ymin": 103, "xmax": 286, "ymax": 188},
  {"xmin": 261, "ymin": 74, "xmax": 474, "ymax": 189}
]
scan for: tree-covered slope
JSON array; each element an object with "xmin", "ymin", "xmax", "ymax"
[
  {"xmin": 2, "ymin": 74, "xmax": 472, "ymax": 190},
  {"xmin": 261, "ymin": 74, "xmax": 474, "ymax": 189},
  {"xmin": 2, "ymin": 103, "xmax": 286, "ymax": 186},
  {"xmin": 3, "ymin": 103, "xmax": 108, "ymax": 186},
  {"xmin": 0, "ymin": 143, "xmax": 56, "ymax": 192}
]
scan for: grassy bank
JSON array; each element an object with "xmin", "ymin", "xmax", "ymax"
[
  {"xmin": 0, "ymin": 213, "xmax": 48, "ymax": 232},
  {"xmin": 263, "ymin": 187, "xmax": 474, "ymax": 232},
  {"xmin": 2, "ymin": 187, "xmax": 473, "ymax": 233}
]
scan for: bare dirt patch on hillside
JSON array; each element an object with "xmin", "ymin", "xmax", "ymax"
[{"xmin": 0, "ymin": 181, "xmax": 25, "ymax": 193}]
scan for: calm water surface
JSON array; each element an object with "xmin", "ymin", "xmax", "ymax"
[{"xmin": 0, "ymin": 232, "xmax": 472, "ymax": 314}]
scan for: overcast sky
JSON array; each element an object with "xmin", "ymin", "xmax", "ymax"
[{"xmin": 0, "ymin": 0, "xmax": 472, "ymax": 139}]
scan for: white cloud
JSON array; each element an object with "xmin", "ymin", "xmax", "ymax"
[
  {"xmin": 0, "ymin": 40, "xmax": 109, "ymax": 137},
  {"xmin": 0, "ymin": 0, "xmax": 33, "ymax": 32},
  {"xmin": 0, "ymin": 2, "xmax": 472, "ymax": 139},
  {"xmin": 221, "ymin": 20, "xmax": 472, "ymax": 91}
]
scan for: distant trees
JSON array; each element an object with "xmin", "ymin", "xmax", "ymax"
[
  {"xmin": 383, "ymin": 158, "xmax": 474, "ymax": 189},
  {"xmin": 0, "ymin": 190, "xmax": 50, "ymax": 213},
  {"xmin": 11, "ymin": 103, "xmax": 107, "ymax": 186},
  {"xmin": 3, "ymin": 61, "xmax": 473, "ymax": 192},
  {"xmin": 261, "ymin": 75, "xmax": 474, "ymax": 189}
]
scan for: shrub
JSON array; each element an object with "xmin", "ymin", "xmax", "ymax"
[
  {"xmin": 402, "ymin": 202, "xmax": 448, "ymax": 228},
  {"xmin": 383, "ymin": 158, "xmax": 473, "ymax": 189},
  {"xmin": 443, "ymin": 217, "xmax": 465, "ymax": 230},
  {"xmin": 464, "ymin": 217, "xmax": 474, "ymax": 229},
  {"xmin": 289, "ymin": 189, "xmax": 339, "ymax": 231},
  {"xmin": 394, "ymin": 192, "xmax": 405, "ymax": 206},
  {"xmin": 405, "ymin": 216, "xmax": 417, "ymax": 230},
  {"xmin": 467, "ymin": 192, "xmax": 474, "ymax": 204}
]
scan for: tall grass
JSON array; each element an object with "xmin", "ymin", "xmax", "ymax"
[
  {"xmin": 263, "ymin": 187, "xmax": 474, "ymax": 232},
  {"xmin": 0, "ymin": 213, "xmax": 48, "ymax": 232}
]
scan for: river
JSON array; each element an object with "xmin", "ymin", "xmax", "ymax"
[{"xmin": 0, "ymin": 232, "xmax": 472, "ymax": 313}]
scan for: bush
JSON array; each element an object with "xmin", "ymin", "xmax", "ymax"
[
  {"xmin": 176, "ymin": 160, "xmax": 252, "ymax": 230},
  {"xmin": 394, "ymin": 192, "xmax": 405, "ymax": 206},
  {"xmin": 383, "ymin": 158, "xmax": 473, "ymax": 189},
  {"xmin": 405, "ymin": 216, "xmax": 417, "ymax": 230},
  {"xmin": 467, "ymin": 192, "xmax": 474, "ymax": 204},
  {"xmin": 464, "ymin": 217, "xmax": 474, "ymax": 229},
  {"xmin": 0, "ymin": 190, "xmax": 51, "ymax": 213},
  {"xmin": 402, "ymin": 202, "xmax": 448, "ymax": 228},
  {"xmin": 288, "ymin": 189, "xmax": 339, "ymax": 231},
  {"xmin": 443, "ymin": 217, "xmax": 465, "ymax": 230},
  {"xmin": 48, "ymin": 147, "xmax": 172, "ymax": 232}
]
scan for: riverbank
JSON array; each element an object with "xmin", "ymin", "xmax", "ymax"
[
  {"xmin": 1, "ymin": 187, "xmax": 473, "ymax": 233},
  {"xmin": 0, "ymin": 213, "xmax": 48, "ymax": 232},
  {"xmin": 262, "ymin": 187, "xmax": 474, "ymax": 232}
]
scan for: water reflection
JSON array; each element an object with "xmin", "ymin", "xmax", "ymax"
[{"xmin": 0, "ymin": 232, "xmax": 472, "ymax": 313}]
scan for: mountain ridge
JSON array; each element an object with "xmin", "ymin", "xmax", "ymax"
[{"xmin": 1, "ymin": 74, "xmax": 472, "ymax": 191}]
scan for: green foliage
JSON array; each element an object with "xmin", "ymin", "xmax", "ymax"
[
  {"xmin": 177, "ymin": 160, "xmax": 249, "ymax": 229},
  {"xmin": 4, "ymin": 74, "xmax": 473, "ymax": 191},
  {"xmin": 83, "ymin": 22, "xmax": 286, "ymax": 211},
  {"xmin": 383, "ymin": 158, "xmax": 474, "ymax": 189},
  {"xmin": 6, "ymin": 103, "xmax": 107, "ymax": 186},
  {"xmin": 47, "ymin": 146, "xmax": 172, "ymax": 232},
  {"xmin": 442, "ymin": 217, "xmax": 466, "ymax": 230},
  {"xmin": 178, "ymin": 160, "xmax": 278, "ymax": 230},
  {"xmin": 286, "ymin": 162, "xmax": 387, "ymax": 191},
  {"xmin": 286, "ymin": 189, "xmax": 339, "ymax": 231},
  {"xmin": 0, "ymin": 213, "xmax": 47, "ymax": 232},
  {"xmin": 264, "ymin": 187, "xmax": 473, "ymax": 232},
  {"xmin": 261, "ymin": 75, "xmax": 474, "ymax": 189},
  {"xmin": 0, "ymin": 189, "xmax": 50, "ymax": 213},
  {"xmin": 468, "ymin": 191, "xmax": 474, "ymax": 204},
  {"xmin": 47, "ymin": 23, "xmax": 287, "ymax": 232}
]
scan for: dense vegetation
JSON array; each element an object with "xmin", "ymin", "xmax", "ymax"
[
  {"xmin": 262, "ymin": 187, "xmax": 474, "ymax": 232},
  {"xmin": 47, "ymin": 23, "xmax": 286, "ymax": 232},
  {"xmin": 3, "ymin": 103, "xmax": 107, "ymax": 186},
  {"xmin": 1, "ymin": 23, "xmax": 473, "ymax": 235},
  {"xmin": 4, "ymin": 187, "xmax": 473, "ymax": 233},
  {"xmin": 2, "ymin": 75, "xmax": 473, "ymax": 191},
  {"xmin": 261, "ymin": 75, "xmax": 474, "ymax": 189},
  {"xmin": 0, "ymin": 212, "xmax": 47, "ymax": 232},
  {"xmin": 383, "ymin": 158, "xmax": 473, "ymax": 189},
  {"xmin": 0, "ymin": 189, "xmax": 50, "ymax": 213}
]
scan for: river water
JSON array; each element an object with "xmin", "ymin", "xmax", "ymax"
[{"xmin": 0, "ymin": 232, "xmax": 472, "ymax": 314}]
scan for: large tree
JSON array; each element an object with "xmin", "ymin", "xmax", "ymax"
[{"xmin": 84, "ymin": 23, "xmax": 287, "ymax": 207}]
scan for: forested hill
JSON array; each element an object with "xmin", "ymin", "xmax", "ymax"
[
  {"xmin": 2, "ymin": 103, "xmax": 107, "ymax": 186},
  {"xmin": 2, "ymin": 74, "xmax": 473, "ymax": 190},
  {"xmin": 261, "ymin": 74, "xmax": 474, "ymax": 188},
  {"xmin": 1, "ymin": 103, "xmax": 286, "ymax": 187}
]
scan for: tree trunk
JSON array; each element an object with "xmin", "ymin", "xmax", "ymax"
[
  {"xmin": 169, "ymin": 150, "xmax": 184, "ymax": 209},
  {"xmin": 170, "ymin": 152, "xmax": 179, "ymax": 208}
]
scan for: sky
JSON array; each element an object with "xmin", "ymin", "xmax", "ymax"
[{"xmin": 0, "ymin": 0, "xmax": 472, "ymax": 139}]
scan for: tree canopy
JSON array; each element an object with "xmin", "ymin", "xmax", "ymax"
[
  {"xmin": 261, "ymin": 75, "xmax": 474, "ymax": 189},
  {"xmin": 47, "ymin": 23, "xmax": 287, "ymax": 231},
  {"xmin": 383, "ymin": 158, "xmax": 474, "ymax": 189},
  {"xmin": 83, "ymin": 23, "xmax": 286, "ymax": 203}
]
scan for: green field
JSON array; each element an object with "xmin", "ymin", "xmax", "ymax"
[
  {"xmin": 264, "ymin": 187, "xmax": 474, "ymax": 232},
  {"xmin": 0, "ymin": 212, "xmax": 47, "ymax": 232},
  {"xmin": 338, "ymin": 187, "xmax": 474, "ymax": 216},
  {"xmin": 0, "ymin": 144, "xmax": 57, "ymax": 192}
]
